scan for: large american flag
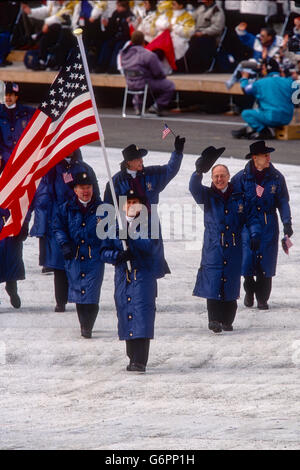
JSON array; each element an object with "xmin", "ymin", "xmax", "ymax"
[{"xmin": 0, "ymin": 46, "xmax": 99, "ymax": 240}]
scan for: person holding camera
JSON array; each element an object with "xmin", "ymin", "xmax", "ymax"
[
  {"xmin": 189, "ymin": 147, "xmax": 261, "ymax": 334},
  {"xmin": 231, "ymin": 58, "xmax": 299, "ymax": 140}
]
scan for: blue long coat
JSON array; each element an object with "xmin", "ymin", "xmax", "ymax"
[
  {"xmin": 104, "ymin": 150, "xmax": 184, "ymax": 275},
  {"xmin": 100, "ymin": 225, "xmax": 167, "ymax": 341},
  {"xmin": 0, "ymin": 208, "xmax": 25, "ymax": 283},
  {"xmin": 189, "ymin": 172, "xmax": 261, "ymax": 301},
  {"xmin": 0, "ymin": 103, "xmax": 35, "ymax": 169},
  {"xmin": 30, "ymin": 150, "xmax": 99, "ymax": 270},
  {"xmin": 231, "ymin": 161, "xmax": 292, "ymax": 277},
  {"xmin": 53, "ymin": 195, "xmax": 105, "ymax": 305}
]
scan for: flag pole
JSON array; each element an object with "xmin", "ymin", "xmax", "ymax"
[{"xmin": 73, "ymin": 28, "xmax": 131, "ymax": 270}]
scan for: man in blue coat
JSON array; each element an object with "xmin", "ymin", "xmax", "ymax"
[
  {"xmin": 31, "ymin": 149, "xmax": 99, "ymax": 312},
  {"xmin": 231, "ymin": 141, "xmax": 293, "ymax": 310},
  {"xmin": 231, "ymin": 59, "xmax": 300, "ymax": 140},
  {"xmin": 189, "ymin": 146, "xmax": 261, "ymax": 333},
  {"xmin": 0, "ymin": 82, "xmax": 35, "ymax": 172},
  {"xmin": 53, "ymin": 172, "xmax": 105, "ymax": 339},
  {"xmin": 104, "ymin": 137, "xmax": 185, "ymax": 276},
  {"xmin": 101, "ymin": 189, "xmax": 168, "ymax": 372}
]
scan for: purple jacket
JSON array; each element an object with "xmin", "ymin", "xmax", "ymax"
[{"xmin": 120, "ymin": 44, "xmax": 166, "ymax": 89}]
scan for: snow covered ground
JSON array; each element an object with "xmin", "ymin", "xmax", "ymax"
[{"xmin": 0, "ymin": 145, "xmax": 299, "ymax": 450}]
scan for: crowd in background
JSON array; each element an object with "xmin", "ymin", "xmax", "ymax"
[{"xmin": 0, "ymin": 1, "xmax": 300, "ymax": 75}]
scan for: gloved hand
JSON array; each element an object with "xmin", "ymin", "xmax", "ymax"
[
  {"xmin": 16, "ymin": 223, "xmax": 29, "ymax": 242},
  {"xmin": 283, "ymin": 223, "xmax": 293, "ymax": 238},
  {"xmin": 115, "ymin": 249, "xmax": 133, "ymax": 266},
  {"xmin": 250, "ymin": 237, "xmax": 260, "ymax": 251},
  {"xmin": 174, "ymin": 135, "xmax": 185, "ymax": 153},
  {"xmin": 62, "ymin": 243, "xmax": 73, "ymax": 260}
]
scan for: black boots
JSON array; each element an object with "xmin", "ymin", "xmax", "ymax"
[
  {"xmin": 76, "ymin": 304, "xmax": 99, "ymax": 339},
  {"xmin": 5, "ymin": 281, "xmax": 21, "ymax": 309}
]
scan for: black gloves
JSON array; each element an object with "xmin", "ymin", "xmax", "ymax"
[
  {"xmin": 174, "ymin": 135, "xmax": 185, "ymax": 153},
  {"xmin": 62, "ymin": 243, "xmax": 73, "ymax": 260},
  {"xmin": 283, "ymin": 223, "xmax": 293, "ymax": 238},
  {"xmin": 115, "ymin": 249, "xmax": 133, "ymax": 266},
  {"xmin": 16, "ymin": 223, "xmax": 29, "ymax": 242},
  {"xmin": 250, "ymin": 237, "xmax": 260, "ymax": 251}
]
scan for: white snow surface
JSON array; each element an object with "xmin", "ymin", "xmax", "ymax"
[{"xmin": 0, "ymin": 146, "xmax": 299, "ymax": 450}]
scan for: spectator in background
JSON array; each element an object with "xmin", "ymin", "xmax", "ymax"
[
  {"xmin": 235, "ymin": 23, "xmax": 283, "ymax": 62},
  {"xmin": 185, "ymin": 0, "xmax": 225, "ymax": 73},
  {"xmin": 239, "ymin": 0, "xmax": 269, "ymax": 35},
  {"xmin": 0, "ymin": 1, "xmax": 20, "ymax": 67},
  {"xmin": 21, "ymin": 0, "xmax": 77, "ymax": 70},
  {"xmin": 283, "ymin": 16, "xmax": 300, "ymax": 66},
  {"xmin": 154, "ymin": 0, "xmax": 195, "ymax": 73},
  {"xmin": 135, "ymin": 0, "xmax": 158, "ymax": 44},
  {"xmin": 231, "ymin": 58, "xmax": 299, "ymax": 140},
  {"xmin": 95, "ymin": 0, "xmax": 133, "ymax": 73},
  {"xmin": 284, "ymin": 0, "xmax": 300, "ymax": 35},
  {"xmin": 119, "ymin": 30, "xmax": 175, "ymax": 115},
  {"xmin": 72, "ymin": 1, "xmax": 108, "ymax": 69}
]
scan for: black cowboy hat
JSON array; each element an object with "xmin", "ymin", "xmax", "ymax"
[
  {"xmin": 245, "ymin": 140, "xmax": 275, "ymax": 159},
  {"xmin": 195, "ymin": 146, "xmax": 226, "ymax": 174},
  {"xmin": 122, "ymin": 144, "xmax": 148, "ymax": 162}
]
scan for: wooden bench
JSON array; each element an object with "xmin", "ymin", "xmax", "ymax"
[{"xmin": 1, "ymin": 50, "xmax": 243, "ymax": 96}]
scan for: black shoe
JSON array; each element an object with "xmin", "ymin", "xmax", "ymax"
[
  {"xmin": 126, "ymin": 362, "xmax": 146, "ymax": 372},
  {"xmin": 55, "ymin": 304, "xmax": 65, "ymax": 312},
  {"xmin": 42, "ymin": 267, "xmax": 54, "ymax": 275},
  {"xmin": 257, "ymin": 301, "xmax": 269, "ymax": 310},
  {"xmin": 248, "ymin": 127, "xmax": 274, "ymax": 140},
  {"xmin": 208, "ymin": 321, "xmax": 222, "ymax": 333},
  {"xmin": 244, "ymin": 292, "xmax": 254, "ymax": 307},
  {"xmin": 231, "ymin": 127, "xmax": 250, "ymax": 139},
  {"xmin": 3, "ymin": 59, "xmax": 12, "ymax": 66},
  {"xmin": 222, "ymin": 323, "xmax": 233, "ymax": 332},
  {"xmin": 81, "ymin": 328, "xmax": 92, "ymax": 339},
  {"xmin": 5, "ymin": 284, "xmax": 21, "ymax": 309}
]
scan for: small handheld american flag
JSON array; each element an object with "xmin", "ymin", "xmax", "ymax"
[{"xmin": 162, "ymin": 123, "xmax": 172, "ymax": 139}]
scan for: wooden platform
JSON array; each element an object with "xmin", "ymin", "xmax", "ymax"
[{"xmin": 1, "ymin": 50, "xmax": 243, "ymax": 95}]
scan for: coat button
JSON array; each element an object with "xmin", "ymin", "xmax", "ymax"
[
  {"xmin": 129, "ymin": 332, "xmax": 133, "ymax": 337},
  {"xmin": 257, "ymin": 207, "xmax": 261, "ymax": 211},
  {"xmin": 81, "ymin": 256, "xmax": 85, "ymax": 261},
  {"xmin": 82, "ymin": 222, "xmax": 86, "ymax": 227},
  {"xmin": 81, "ymin": 239, "xmax": 85, "ymax": 244},
  {"xmin": 224, "ymin": 260, "xmax": 227, "ymax": 265},
  {"xmin": 225, "ymin": 225, "xmax": 229, "ymax": 230},
  {"xmin": 128, "ymin": 315, "xmax": 132, "ymax": 320},
  {"xmin": 81, "ymin": 273, "xmax": 85, "ymax": 278},
  {"xmin": 128, "ymin": 297, "xmax": 131, "ymax": 302},
  {"xmin": 11, "ymin": 127, "xmax": 15, "ymax": 131},
  {"xmin": 225, "ymin": 243, "xmax": 229, "ymax": 248},
  {"xmin": 260, "ymin": 255, "xmax": 263, "ymax": 259},
  {"xmin": 225, "ymin": 209, "xmax": 229, "ymax": 214},
  {"xmin": 81, "ymin": 289, "xmax": 85, "ymax": 294}
]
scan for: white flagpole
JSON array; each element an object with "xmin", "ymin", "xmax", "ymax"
[{"xmin": 73, "ymin": 28, "xmax": 131, "ymax": 271}]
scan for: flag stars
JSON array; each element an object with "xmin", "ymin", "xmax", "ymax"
[{"xmin": 58, "ymin": 77, "xmax": 65, "ymax": 84}]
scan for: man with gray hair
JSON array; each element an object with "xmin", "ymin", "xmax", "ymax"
[
  {"xmin": 189, "ymin": 147, "xmax": 261, "ymax": 333},
  {"xmin": 119, "ymin": 30, "xmax": 175, "ymax": 115}
]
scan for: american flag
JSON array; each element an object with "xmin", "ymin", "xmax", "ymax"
[
  {"xmin": 162, "ymin": 123, "xmax": 171, "ymax": 139},
  {"xmin": 0, "ymin": 46, "xmax": 99, "ymax": 240},
  {"xmin": 256, "ymin": 184, "xmax": 264, "ymax": 198}
]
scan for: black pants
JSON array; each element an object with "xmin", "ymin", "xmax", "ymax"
[
  {"xmin": 126, "ymin": 338, "xmax": 150, "ymax": 367},
  {"xmin": 244, "ymin": 275, "xmax": 272, "ymax": 304},
  {"xmin": 76, "ymin": 303, "xmax": 99, "ymax": 332},
  {"xmin": 54, "ymin": 269, "xmax": 68, "ymax": 306},
  {"xmin": 207, "ymin": 299, "xmax": 237, "ymax": 326},
  {"xmin": 185, "ymin": 36, "xmax": 217, "ymax": 73}
]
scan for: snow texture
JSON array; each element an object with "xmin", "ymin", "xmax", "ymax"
[{"xmin": 0, "ymin": 146, "xmax": 299, "ymax": 450}]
